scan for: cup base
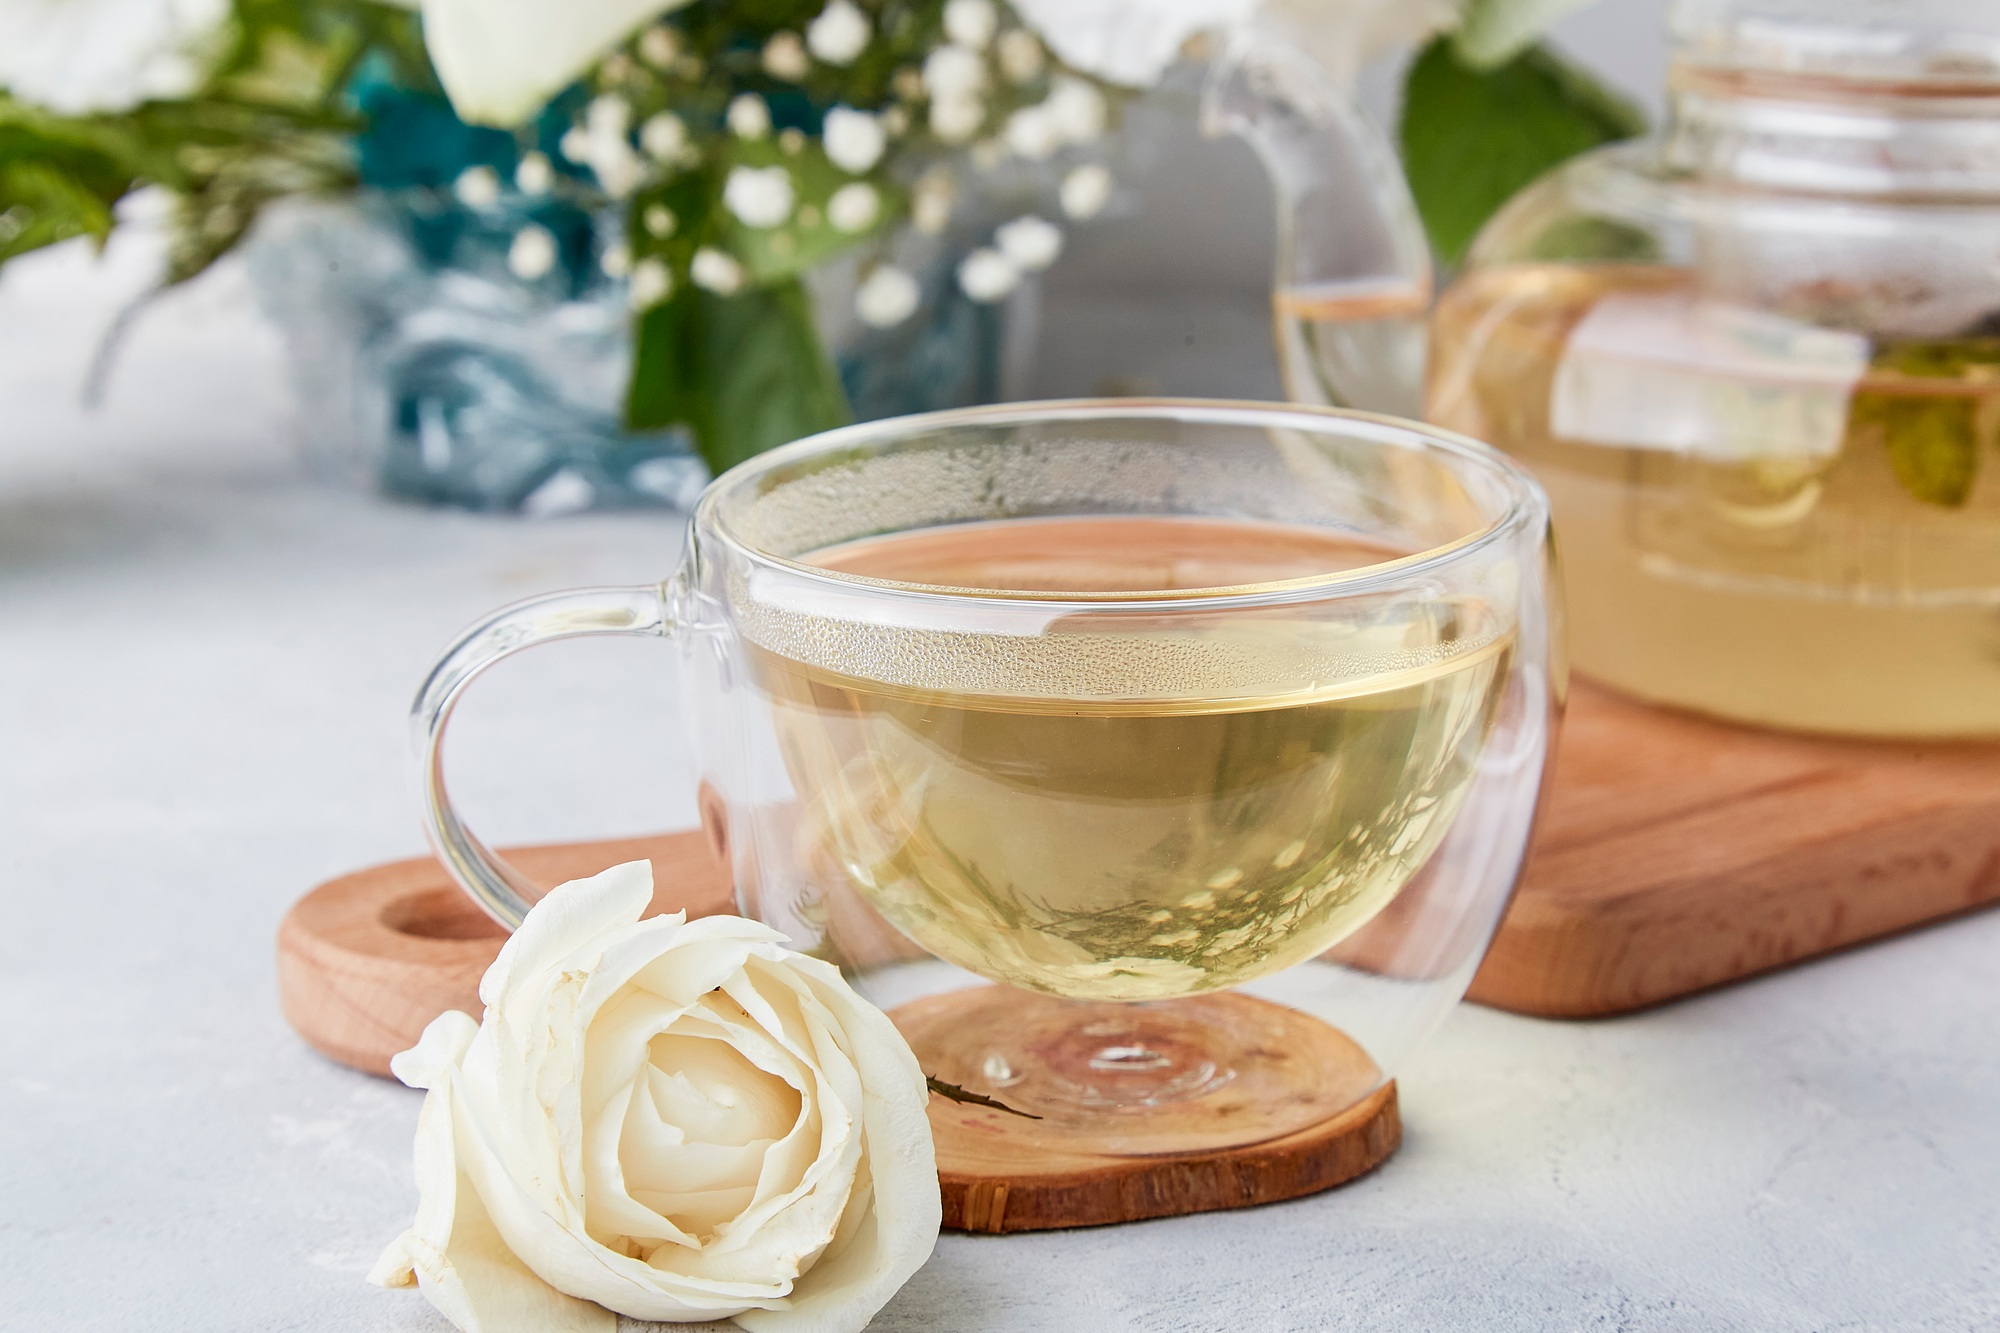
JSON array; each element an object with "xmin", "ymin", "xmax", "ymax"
[{"xmin": 893, "ymin": 987, "xmax": 1381, "ymax": 1158}]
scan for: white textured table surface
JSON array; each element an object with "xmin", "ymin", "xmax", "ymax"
[{"xmin": 5, "ymin": 235, "xmax": 1999, "ymax": 1333}]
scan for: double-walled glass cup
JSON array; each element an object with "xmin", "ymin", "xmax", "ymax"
[{"xmin": 416, "ymin": 400, "xmax": 1559, "ymax": 1146}]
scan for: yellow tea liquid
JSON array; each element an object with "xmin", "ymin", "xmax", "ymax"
[
  {"xmin": 747, "ymin": 516, "xmax": 1508, "ymax": 1001},
  {"xmin": 1429, "ymin": 263, "xmax": 2000, "ymax": 736}
]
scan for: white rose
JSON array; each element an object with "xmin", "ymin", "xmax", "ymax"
[
  {"xmin": 855, "ymin": 265, "xmax": 922, "ymax": 328},
  {"xmin": 369, "ymin": 862, "xmax": 939, "ymax": 1333},
  {"xmin": 806, "ymin": 0, "xmax": 870, "ymax": 65},
  {"xmin": 418, "ymin": 0, "xmax": 697, "ymax": 125},
  {"xmin": 724, "ymin": 165, "xmax": 795, "ymax": 228},
  {"xmin": 1009, "ymin": 0, "xmax": 1252, "ymax": 86},
  {"xmin": 821, "ymin": 107, "xmax": 887, "ymax": 175},
  {"xmin": 0, "ymin": 0, "xmax": 228, "ymax": 114}
]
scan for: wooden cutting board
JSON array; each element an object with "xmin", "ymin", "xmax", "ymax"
[{"xmin": 1467, "ymin": 681, "xmax": 2000, "ymax": 1017}]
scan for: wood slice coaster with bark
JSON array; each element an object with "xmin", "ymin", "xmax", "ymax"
[{"xmin": 890, "ymin": 987, "xmax": 1398, "ymax": 1233}]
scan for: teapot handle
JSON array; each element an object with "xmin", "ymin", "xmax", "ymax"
[{"xmin": 1203, "ymin": 25, "xmax": 1434, "ymax": 415}]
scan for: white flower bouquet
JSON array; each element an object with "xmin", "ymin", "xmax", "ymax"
[
  {"xmin": 0, "ymin": 0, "xmax": 1634, "ymax": 476},
  {"xmin": 0, "ymin": 0, "xmax": 1133, "ymax": 473}
]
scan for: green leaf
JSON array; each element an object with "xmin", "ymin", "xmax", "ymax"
[
  {"xmin": 1399, "ymin": 39, "xmax": 1646, "ymax": 264},
  {"xmin": 1849, "ymin": 340, "xmax": 2000, "ymax": 507},
  {"xmin": 626, "ymin": 277, "xmax": 850, "ymax": 475}
]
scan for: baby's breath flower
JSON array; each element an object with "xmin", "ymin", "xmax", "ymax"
[
  {"xmin": 827, "ymin": 181, "xmax": 880, "ymax": 233},
  {"xmin": 943, "ymin": 0, "xmax": 998, "ymax": 49},
  {"xmin": 640, "ymin": 112, "xmax": 688, "ymax": 161},
  {"xmin": 453, "ymin": 165, "xmax": 500, "ymax": 210},
  {"xmin": 882, "ymin": 106, "xmax": 910, "ymax": 136},
  {"xmin": 629, "ymin": 257, "xmax": 673, "ymax": 308},
  {"xmin": 892, "ymin": 67, "xmax": 924, "ymax": 100},
  {"xmin": 1060, "ymin": 163, "xmax": 1113, "ymax": 219},
  {"xmin": 779, "ymin": 127, "xmax": 807, "ymax": 155},
  {"xmin": 1004, "ymin": 105, "xmax": 1059, "ymax": 160},
  {"xmin": 762, "ymin": 30, "xmax": 809, "ymax": 81},
  {"xmin": 996, "ymin": 28, "xmax": 1045, "ymax": 83},
  {"xmin": 724, "ymin": 165, "xmax": 794, "ymax": 227},
  {"xmin": 806, "ymin": 0, "xmax": 870, "ymax": 65},
  {"xmin": 643, "ymin": 204, "xmax": 677, "ymax": 238},
  {"xmin": 923, "ymin": 44, "xmax": 987, "ymax": 100},
  {"xmin": 930, "ymin": 93, "xmax": 984, "ymax": 144},
  {"xmin": 600, "ymin": 241, "xmax": 632, "ymax": 277},
  {"xmin": 728, "ymin": 94, "xmax": 772, "ymax": 140},
  {"xmin": 558, "ymin": 127, "xmax": 591, "ymax": 164},
  {"xmin": 507, "ymin": 225, "xmax": 557, "ymax": 280},
  {"xmin": 637, "ymin": 25, "xmax": 679, "ymax": 69},
  {"xmin": 996, "ymin": 214, "xmax": 1062, "ymax": 269},
  {"xmin": 600, "ymin": 52, "xmax": 634, "ymax": 84},
  {"xmin": 856, "ymin": 265, "xmax": 922, "ymax": 328},
  {"xmin": 586, "ymin": 94, "xmax": 631, "ymax": 138},
  {"xmin": 515, "ymin": 152, "xmax": 554, "ymax": 195},
  {"xmin": 823, "ymin": 107, "xmax": 886, "ymax": 174},
  {"xmin": 691, "ymin": 247, "xmax": 746, "ymax": 295},
  {"xmin": 957, "ymin": 247, "xmax": 1019, "ymax": 302},
  {"xmin": 593, "ymin": 140, "xmax": 645, "ymax": 198},
  {"xmin": 1047, "ymin": 76, "xmax": 1108, "ymax": 143},
  {"xmin": 911, "ymin": 169, "xmax": 955, "ymax": 234}
]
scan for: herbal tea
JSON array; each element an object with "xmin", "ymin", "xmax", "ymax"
[
  {"xmin": 747, "ymin": 516, "xmax": 1508, "ymax": 1002},
  {"xmin": 1429, "ymin": 262, "xmax": 2000, "ymax": 736}
]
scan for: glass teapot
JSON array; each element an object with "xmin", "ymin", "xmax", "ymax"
[{"xmin": 1422, "ymin": 0, "xmax": 2000, "ymax": 737}]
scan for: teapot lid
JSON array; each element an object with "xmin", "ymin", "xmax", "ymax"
[{"xmin": 1672, "ymin": 0, "xmax": 2000, "ymax": 91}]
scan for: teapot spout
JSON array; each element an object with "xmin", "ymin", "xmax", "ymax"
[{"xmin": 1204, "ymin": 27, "xmax": 1433, "ymax": 416}]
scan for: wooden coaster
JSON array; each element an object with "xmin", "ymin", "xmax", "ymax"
[
  {"xmin": 891, "ymin": 988, "xmax": 1398, "ymax": 1233},
  {"xmin": 1467, "ymin": 681, "xmax": 2000, "ymax": 1017}
]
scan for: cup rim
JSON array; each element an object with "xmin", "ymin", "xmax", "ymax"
[{"xmin": 694, "ymin": 398, "xmax": 1548, "ymax": 609}]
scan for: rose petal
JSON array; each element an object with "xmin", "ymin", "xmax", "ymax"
[
  {"xmin": 734, "ymin": 968, "xmax": 939, "ymax": 1333},
  {"xmin": 371, "ymin": 1039, "xmax": 611, "ymax": 1333},
  {"xmin": 481, "ymin": 862, "xmax": 661, "ymax": 1012}
]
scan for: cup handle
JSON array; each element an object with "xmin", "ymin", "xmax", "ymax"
[{"xmin": 410, "ymin": 584, "xmax": 673, "ymax": 930}]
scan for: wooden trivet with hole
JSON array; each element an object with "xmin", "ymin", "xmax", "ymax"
[{"xmin": 1467, "ymin": 681, "xmax": 2000, "ymax": 1017}]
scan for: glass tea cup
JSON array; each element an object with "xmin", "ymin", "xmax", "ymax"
[{"xmin": 415, "ymin": 400, "xmax": 1559, "ymax": 1148}]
